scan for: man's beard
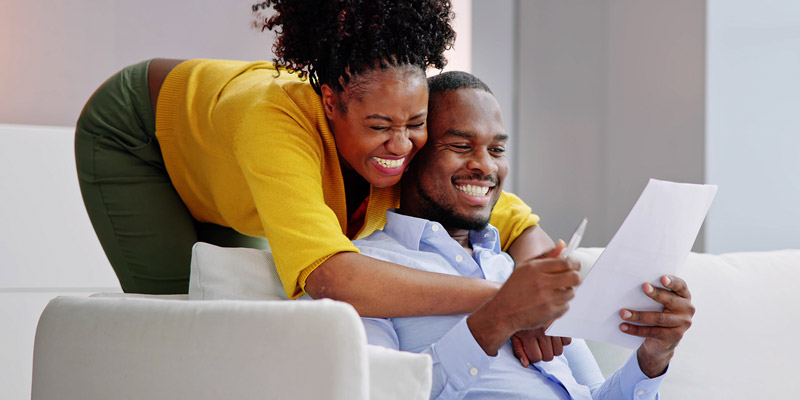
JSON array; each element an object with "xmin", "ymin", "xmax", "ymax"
[{"xmin": 415, "ymin": 180, "xmax": 493, "ymax": 231}]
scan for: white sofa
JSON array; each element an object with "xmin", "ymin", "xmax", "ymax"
[
  {"xmin": 575, "ymin": 247, "xmax": 800, "ymax": 399},
  {"xmin": 7, "ymin": 124, "xmax": 800, "ymax": 399},
  {"xmin": 31, "ymin": 295, "xmax": 432, "ymax": 400},
  {"xmin": 30, "ymin": 247, "xmax": 800, "ymax": 400}
]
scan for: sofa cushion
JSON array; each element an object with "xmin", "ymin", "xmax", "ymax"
[
  {"xmin": 189, "ymin": 242, "xmax": 288, "ymax": 300},
  {"xmin": 574, "ymin": 247, "xmax": 800, "ymax": 399}
]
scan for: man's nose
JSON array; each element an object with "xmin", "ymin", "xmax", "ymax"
[
  {"xmin": 466, "ymin": 149, "xmax": 498, "ymax": 176},
  {"xmin": 385, "ymin": 128, "xmax": 413, "ymax": 155}
]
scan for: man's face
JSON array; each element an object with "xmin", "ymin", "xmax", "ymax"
[{"xmin": 402, "ymin": 88, "xmax": 508, "ymax": 230}]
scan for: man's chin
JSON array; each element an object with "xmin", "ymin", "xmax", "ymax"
[{"xmin": 445, "ymin": 213, "xmax": 491, "ymax": 231}]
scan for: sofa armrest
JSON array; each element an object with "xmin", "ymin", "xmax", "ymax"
[
  {"xmin": 367, "ymin": 344, "xmax": 432, "ymax": 400},
  {"xmin": 32, "ymin": 296, "xmax": 371, "ymax": 400}
]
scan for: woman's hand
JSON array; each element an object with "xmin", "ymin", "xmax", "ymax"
[{"xmin": 511, "ymin": 328, "xmax": 572, "ymax": 366}]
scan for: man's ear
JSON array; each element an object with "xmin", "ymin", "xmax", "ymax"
[{"xmin": 320, "ymin": 84, "xmax": 338, "ymax": 120}]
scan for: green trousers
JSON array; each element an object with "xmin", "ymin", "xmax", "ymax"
[{"xmin": 75, "ymin": 59, "xmax": 268, "ymax": 294}]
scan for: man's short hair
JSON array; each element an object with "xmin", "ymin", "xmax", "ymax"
[{"xmin": 427, "ymin": 71, "xmax": 493, "ymax": 97}]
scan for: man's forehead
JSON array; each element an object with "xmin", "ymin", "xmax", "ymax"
[{"xmin": 428, "ymin": 89, "xmax": 504, "ymax": 138}]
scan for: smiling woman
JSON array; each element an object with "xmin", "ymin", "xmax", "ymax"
[
  {"xmin": 322, "ymin": 64, "xmax": 429, "ymax": 190},
  {"xmin": 73, "ymin": 0, "xmax": 543, "ymax": 322}
]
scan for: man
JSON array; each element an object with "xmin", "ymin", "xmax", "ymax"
[{"xmin": 355, "ymin": 72, "xmax": 694, "ymax": 399}]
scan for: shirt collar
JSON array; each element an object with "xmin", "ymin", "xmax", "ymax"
[
  {"xmin": 383, "ymin": 209, "xmax": 429, "ymax": 251},
  {"xmin": 383, "ymin": 209, "xmax": 501, "ymax": 252}
]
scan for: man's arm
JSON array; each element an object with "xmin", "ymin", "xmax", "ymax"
[
  {"xmin": 507, "ymin": 227, "xmax": 574, "ymax": 365},
  {"xmin": 466, "ymin": 257, "xmax": 581, "ymax": 356},
  {"xmin": 569, "ymin": 275, "xmax": 694, "ymax": 400},
  {"xmin": 363, "ymin": 316, "xmax": 493, "ymax": 400},
  {"xmin": 567, "ymin": 339, "xmax": 665, "ymax": 400}
]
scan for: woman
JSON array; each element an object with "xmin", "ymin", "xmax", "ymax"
[{"xmin": 75, "ymin": 0, "xmax": 547, "ymax": 318}]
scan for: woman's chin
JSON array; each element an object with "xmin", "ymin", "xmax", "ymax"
[{"xmin": 368, "ymin": 173, "xmax": 403, "ymax": 188}]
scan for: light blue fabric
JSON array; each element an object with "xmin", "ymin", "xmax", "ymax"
[{"xmin": 355, "ymin": 210, "xmax": 665, "ymax": 400}]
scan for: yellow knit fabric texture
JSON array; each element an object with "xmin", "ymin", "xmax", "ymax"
[{"xmin": 155, "ymin": 59, "xmax": 538, "ymax": 298}]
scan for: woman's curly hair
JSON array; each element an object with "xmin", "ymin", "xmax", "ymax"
[{"xmin": 257, "ymin": 0, "xmax": 455, "ymax": 94}]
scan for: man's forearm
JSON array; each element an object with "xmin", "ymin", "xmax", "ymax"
[
  {"xmin": 636, "ymin": 346, "xmax": 672, "ymax": 378},
  {"xmin": 305, "ymin": 251, "xmax": 501, "ymax": 318}
]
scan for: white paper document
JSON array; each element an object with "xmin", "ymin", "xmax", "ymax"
[{"xmin": 546, "ymin": 179, "xmax": 717, "ymax": 348}]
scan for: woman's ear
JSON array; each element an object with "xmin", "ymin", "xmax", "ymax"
[{"xmin": 320, "ymin": 84, "xmax": 338, "ymax": 120}]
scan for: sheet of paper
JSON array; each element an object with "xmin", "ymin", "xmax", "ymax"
[{"xmin": 546, "ymin": 179, "xmax": 717, "ymax": 349}]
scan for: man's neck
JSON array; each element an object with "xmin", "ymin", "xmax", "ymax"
[
  {"xmin": 396, "ymin": 205, "xmax": 473, "ymax": 252},
  {"xmin": 445, "ymin": 227, "xmax": 472, "ymax": 254}
]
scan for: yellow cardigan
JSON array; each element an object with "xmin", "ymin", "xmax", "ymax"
[{"xmin": 156, "ymin": 59, "xmax": 539, "ymax": 298}]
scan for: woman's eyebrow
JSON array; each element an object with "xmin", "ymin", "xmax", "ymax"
[
  {"xmin": 365, "ymin": 111, "xmax": 427, "ymax": 122},
  {"xmin": 365, "ymin": 114, "xmax": 392, "ymax": 122}
]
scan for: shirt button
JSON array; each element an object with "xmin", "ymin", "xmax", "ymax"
[
  {"xmin": 431, "ymin": 225, "xmax": 440, "ymax": 232},
  {"xmin": 636, "ymin": 389, "xmax": 646, "ymax": 396},
  {"xmin": 455, "ymin": 255, "xmax": 464, "ymax": 263},
  {"xmin": 469, "ymin": 367, "xmax": 479, "ymax": 376}
]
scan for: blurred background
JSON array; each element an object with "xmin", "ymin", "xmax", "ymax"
[
  {"xmin": 1, "ymin": 1, "xmax": 799, "ymax": 398},
  {"xmin": 2, "ymin": 0, "xmax": 799, "ymax": 253}
]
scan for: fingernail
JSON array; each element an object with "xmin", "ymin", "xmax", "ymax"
[
  {"xmin": 644, "ymin": 283, "xmax": 654, "ymax": 294},
  {"xmin": 620, "ymin": 324, "xmax": 629, "ymax": 332},
  {"xmin": 622, "ymin": 310, "xmax": 632, "ymax": 319},
  {"xmin": 663, "ymin": 276, "xmax": 672, "ymax": 286}
]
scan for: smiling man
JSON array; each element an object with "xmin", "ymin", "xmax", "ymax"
[{"xmin": 354, "ymin": 72, "xmax": 695, "ymax": 399}]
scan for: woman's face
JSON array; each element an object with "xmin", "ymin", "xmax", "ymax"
[{"xmin": 322, "ymin": 66, "xmax": 429, "ymax": 188}]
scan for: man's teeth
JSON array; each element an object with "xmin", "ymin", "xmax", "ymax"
[
  {"xmin": 455, "ymin": 184, "xmax": 490, "ymax": 197},
  {"xmin": 373, "ymin": 157, "xmax": 404, "ymax": 169}
]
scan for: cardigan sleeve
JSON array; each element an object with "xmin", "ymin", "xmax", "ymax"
[
  {"xmin": 489, "ymin": 191, "xmax": 540, "ymax": 251},
  {"xmin": 232, "ymin": 82, "xmax": 358, "ymax": 299}
]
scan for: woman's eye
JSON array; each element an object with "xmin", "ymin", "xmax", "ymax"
[
  {"xmin": 370, "ymin": 126, "xmax": 390, "ymax": 131},
  {"xmin": 408, "ymin": 122, "xmax": 425, "ymax": 129}
]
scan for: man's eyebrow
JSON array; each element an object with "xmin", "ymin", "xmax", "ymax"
[
  {"xmin": 365, "ymin": 111, "xmax": 427, "ymax": 122},
  {"xmin": 443, "ymin": 129, "xmax": 476, "ymax": 139},
  {"xmin": 443, "ymin": 130, "xmax": 509, "ymax": 141}
]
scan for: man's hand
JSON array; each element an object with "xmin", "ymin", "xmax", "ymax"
[
  {"xmin": 511, "ymin": 329, "xmax": 572, "ymax": 366},
  {"xmin": 467, "ymin": 257, "xmax": 581, "ymax": 356},
  {"xmin": 620, "ymin": 275, "xmax": 695, "ymax": 378},
  {"xmin": 509, "ymin": 239, "xmax": 574, "ymax": 365}
]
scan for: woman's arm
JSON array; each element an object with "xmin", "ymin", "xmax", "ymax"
[
  {"xmin": 506, "ymin": 225, "xmax": 557, "ymax": 264},
  {"xmin": 305, "ymin": 252, "xmax": 501, "ymax": 318}
]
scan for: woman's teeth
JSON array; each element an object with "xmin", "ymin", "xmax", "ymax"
[
  {"xmin": 373, "ymin": 157, "xmax": 405, "ymax": 169},
  {"xmin": 455, "ymin": 184, "xmax": 490, "ymax": 197}
]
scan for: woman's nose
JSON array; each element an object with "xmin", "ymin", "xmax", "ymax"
[{"xmin": 385, "ymin": 129, "xmax": 413, "ymax": 155}]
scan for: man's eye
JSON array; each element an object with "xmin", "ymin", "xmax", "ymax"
[
  {"xmin": 370, "ymin": 126, "xmax": 390, "ymax": 131},
  {"xmin": 490, "ymin": 147, "xmax": 506, "ymax": 154},
  {"xmin": 449, "ymin": 144, "xmax": 471, "ymax": 151}
]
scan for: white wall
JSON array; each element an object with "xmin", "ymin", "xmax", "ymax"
[
  {"xmin": 0, "ymin": 0, "xmax": 274, "ymax": 126},
  {"xmin": 515, "ymin": 1, "xmax": 707, "ymax": 249},
  {"xmin": 706, "ymin": 0, "xmax": 800, "ymax": 253},
  {"xmin": 471, "ymin": 0, "xmax": 518, "ymax": 193}
]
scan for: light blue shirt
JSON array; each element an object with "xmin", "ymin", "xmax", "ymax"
[{"xmin": 354, "ymin": 210, "xmax": 665, "ymax": 400}]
